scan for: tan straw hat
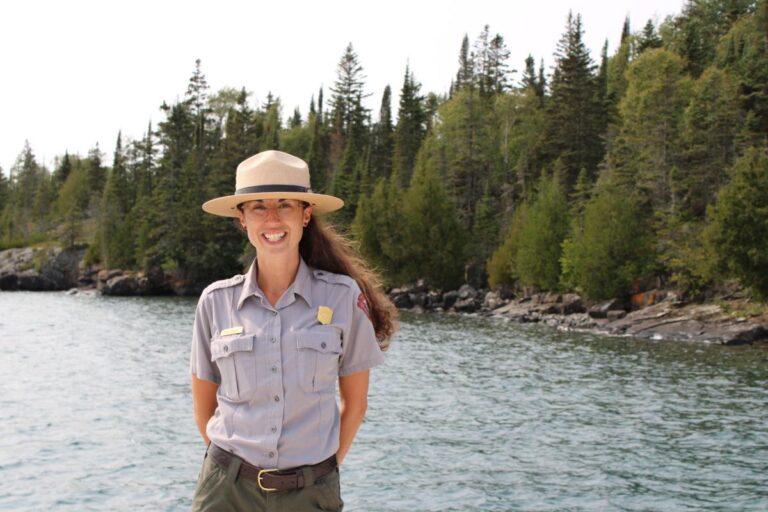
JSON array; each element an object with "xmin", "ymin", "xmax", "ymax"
[{"xmin": 202, "ymin": 150, "xmax": 344, "ymax": 217}]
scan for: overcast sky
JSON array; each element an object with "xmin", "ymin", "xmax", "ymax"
[{"xmin": 0, "ymin": 0, "xmax": 686, "ymax": 175}]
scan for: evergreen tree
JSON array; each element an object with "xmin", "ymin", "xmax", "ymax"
[
  {"xmin": 636, "ymin": 19, "xmax": 663, "ymax": 54},
  {"xmin": 607, "ymin": 17, "xmax": 632, "ymax": 119},
  {"xmin": 515, "ymin": 173, "xmax": 570, "ymax": 290},
  {"xmin": 392, "ymin": 65, "xmax": 426, "ymax": 187},
  {"xmin": 455, "ymin": 34, "xmax": 474, "ymax": 91},
  {"xmin": 54, "ymin": 152, "xmax": 72, "ymax": 188},
  {"xmin": 680, "ymin": 66, "xmax": 742, "ymax": 217},
  {"xmin": 561, "ymin": 181, "xmax": 652, "ymax": 299},
  {"xmin": 614, "ymin": 48, "xmax": 692, "ymax": 213},
  {"xmin": 86, "ymin": 144, "xmax": 105, "ymax": 199},
  {"xmin": 544, "ymin": 12, "xmax": 606, "ymax": 190},
  {"xmin": 401, "ymin": 136, "xmax": 466, "ymax": 289},
  {"xmin": 487, "ymin": 203, "xmax": 527, "ymax": 287},
  {"xmin": 705, "ymin": 146, "xmax": 768, "ymax": 298},
  {"xmin": 370, "ymin": 85, "xmax": 394, "ymax": 184},
  {"xmin": 100, "ymin": 132, "xmax": 133, "ymax": 268}
]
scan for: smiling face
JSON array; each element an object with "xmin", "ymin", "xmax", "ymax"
[{"xmin": 237, "ymin": 199, "xmax": 313, "ymax": 259}]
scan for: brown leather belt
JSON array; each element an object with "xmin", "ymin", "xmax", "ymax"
[{"xmin": 207, "ymin": 443, "xmax": 337, "ymax": 492}]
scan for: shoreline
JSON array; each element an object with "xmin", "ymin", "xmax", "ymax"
[{"xmin": 2, "ymin": 245, "xmax": 767, "ymax": 347}]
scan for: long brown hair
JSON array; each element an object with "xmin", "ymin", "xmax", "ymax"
[{"xmin": 300, "ymin": 215, "xmax": 397, "ymax": 349}]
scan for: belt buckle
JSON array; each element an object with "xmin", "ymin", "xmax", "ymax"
[{"xmin": 257, "ymin": 468, "xmax": 279, "ymax": 492}]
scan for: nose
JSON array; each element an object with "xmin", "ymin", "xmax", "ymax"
[{"xmin": 264, "ymin": 205, "xmax": 281, "ymax": 221}]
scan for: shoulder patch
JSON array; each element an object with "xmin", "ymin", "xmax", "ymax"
[
  {"xmin": 202, "ymin": 274, "xmax": 245, "ymax": 296},
  {"xmin": 312, "ymin": 269, "xmax": 355, "ymax": 289},
  {"xmin": 357, "ymin": 292, "xmax": 372, "ymax": 321}
]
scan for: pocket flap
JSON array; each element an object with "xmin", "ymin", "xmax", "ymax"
[
  {"xmin": 210, "ymin": 335, "xmax": 254, "ymax": 361},
  {"xmin": 296, "ymin": 329, "xmax": 342, "ymax": 354}
]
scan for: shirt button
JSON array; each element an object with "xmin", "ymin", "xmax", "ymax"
[
  {"xmin": 271, "ymin": 426, "xmax": 277, "ymax": 433},
  {"xmin": 271, "ymin": 366, "xmax": 278, "ymax": 373},
  {"xmin": 274, "ymin": 395, "xmax": 280, "ymax": 402},
  {"xmin": 270, "ymin": 336, "xmax": 276, "ymax": 343},
  {"xmin": 268, "ymin": 451, "xmax": 275, "ymax": 458},
  {"xmin": 223, "ymin": 345, "xmax": 229, "ymax": 352},
  {"xmin": 321, "ymin": 342, "xmax": 326, "ymax": 349}
]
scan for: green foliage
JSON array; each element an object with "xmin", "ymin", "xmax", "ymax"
[
  {"xmin": 544, "ymin": 12, "xmax": 607, "ymax": 190},
  {"xmin": 705, "ymin": 147, "xmax": 768, "ymax": 298},
  {"xmin": 487, "ymin": 203, "xmax": 527, "ymax": 288},
  {"xmin": 614, "ymin": 48, "xmax": 692, "ymax": 211},
  {"xmin": 401, "ymin": 138, "xmax": 466, "ymax": 289},
  {"xmin": 561, "ymin": 182, "xmax": 652, "ymax": 299},
  {"xmin": 516, "ymin": 174, "xmax": 569, "ymax": 290}
]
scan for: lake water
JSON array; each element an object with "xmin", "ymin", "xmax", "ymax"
[{"xmin": 1, "ymin": 291, "xmax": 767, "ymax": 511}]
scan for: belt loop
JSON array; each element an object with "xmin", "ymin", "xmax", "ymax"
[
  {"xmin": 226, "ymin": 455, "xmax": 242, "ymax": 483},
  {"xmin": 301, "ymin": 466, "xmax": 315, "ymax": 488}
]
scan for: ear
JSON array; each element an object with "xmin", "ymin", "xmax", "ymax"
[
  {"xmin": 303, "ymin": 205, "xmax": 313, "ymax": 227},
  {"xmin": 236, "ymin": 208, "xmax": 246, "ymax": 228}
]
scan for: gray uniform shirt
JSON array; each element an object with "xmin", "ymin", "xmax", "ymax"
[{"xmin": 190, "ymin": 258, "xmax": 384, "ymax": 470}]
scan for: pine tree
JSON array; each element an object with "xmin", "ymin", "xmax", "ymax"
[
  {"xmin": 100, "ymin": 132, "xmax": 133, "ymax": 268},
  {"xmin": 705, "ymin": 146, "xmax": 768, "ymax": 298},
  {"xmin": 54, "ymin": 151, "xmax": 72, "ymax": 188},
  {"xmin": 370, "ymin": 85, "xmax": 394, "ymax": 184},
  {"xmin": 607, "ymin": 17, "xmax": 632, "ymax": 119},
  {"xmin": 515, "ymin": 173, "xmax": 570, "ymax": 290},
  {"xmin": 680, "ymin": 66, "xmax": 742, "ymax": 217},
  {"xmin": 487, "ymin": 201, "xmax": 529, "ymax": 288},
  {"xmin": 636, "ymin": 19, "xmax": 663, "ymax": 54},
  {"xmin": 561, "ymin": 181, "xmax": 652, "ymax": 299},
  {"xmin": 615, "ymin": 48, "xmax": 692, "ymax": 213},
  {"xmin": 544, "ymin": 12, "xmax": 606, "ymax": 190},
  {"xmin": 455, "ymin": 34, "xmax": 474, "ymax": 91},
  {"xmin": 392, "ymin": 65, "xmax": 426, "ymax": 187},
  {"xmin": 401, "ymin": 137, "xmax": 466, "ymax": 289}
]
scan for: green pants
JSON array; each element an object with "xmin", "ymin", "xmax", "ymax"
[{"xmin": 191, "ymin": 451, "xmax": 344, "ymax": 512}]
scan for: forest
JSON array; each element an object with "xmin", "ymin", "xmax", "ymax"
[{"xmin": 1, "ymin": 0, "xmax": 767, "ymax": 300}]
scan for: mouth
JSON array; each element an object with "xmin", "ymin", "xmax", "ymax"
[{"xmin": 261, "ymin": 231, "xmax": 287, "ymax": 243}]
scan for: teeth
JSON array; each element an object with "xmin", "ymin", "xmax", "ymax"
[{"xmin": 263, "ymin": 232, "xmax": 286, "ymax": 242}]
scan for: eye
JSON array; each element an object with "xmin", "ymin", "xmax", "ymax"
[{"xmin": 279, "ymin": 202, "xmax": 295, "ymax": 210}]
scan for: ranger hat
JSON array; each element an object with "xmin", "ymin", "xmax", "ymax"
[{"xmin": 202, "ymin": 150, "xmax": 343, "ymax": 217}]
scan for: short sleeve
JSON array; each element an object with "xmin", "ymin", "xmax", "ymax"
[
  {"xmin": 190, "ymin": 293, "xmax": 221, "ymax": 384},
  {"xmin": 339, "ymin": 284, "xmax": 385, "ymax": 377}
]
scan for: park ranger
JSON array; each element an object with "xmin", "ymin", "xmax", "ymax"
[{"xmin": 190, "ymin": 150, "xmax": 397, "ymax": 511}]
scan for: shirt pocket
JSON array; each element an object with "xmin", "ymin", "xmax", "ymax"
[
  {"xmin": 296, "ymin": 327, "xmax": 342, "ymax": 393},
  {"xmin": 210, "ymin": 334, "xmax": 259, "ymax": 401}
]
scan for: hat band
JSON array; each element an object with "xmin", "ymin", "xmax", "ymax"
[{"xmin": 235, "ymin": 184, "xmax": 311, "ymax": 194}]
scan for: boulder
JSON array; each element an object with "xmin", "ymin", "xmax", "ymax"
[
  {"xmin": 454, "ymin": 297, "xmax": 480, "ymax": 313},
  {"xmin": 442, "ymin": 290, "xmax": 460, "ymax": 309},
  {"xmin": 17, "ymin": 270, "xmax": 57, "ymax": 291},
  {"xmin": 588, "ymin": 298, "xmax": 627, "ymax": 319},
  {"xmin": 606, "ymin": 310, "xmax": 627, "ymax": 321},
  {"xmin": 483, "ymin": 290, "xmax": 505, "ymax": 310},
  {"xmin": 102, "ymin": 275, "xmax": 140, "ymax": 295},
  {"xmin": 458, "ymin": 284, "xmax": 478, "ymax": 300},
  {"xmin": 392, "ymin": 293, "xmax": 414, "ymax": 309}
]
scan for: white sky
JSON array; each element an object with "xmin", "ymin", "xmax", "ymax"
[{"xmin": 0, "ymin": 0, "xmax": 685, "ymax": 175}]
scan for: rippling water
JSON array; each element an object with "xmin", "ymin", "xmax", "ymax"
[{"xmin": 1, "ymin": 291, "xmax": 767, "ymax": 511}]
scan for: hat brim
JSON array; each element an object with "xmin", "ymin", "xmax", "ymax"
[{"xmin": 202, "ymin": 191, "xmax": 344, "ymax": 217}]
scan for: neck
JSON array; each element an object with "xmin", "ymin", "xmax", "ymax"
[{"xmin": 256, "ymin": 252, "xmax": 301, "ymax": 306}]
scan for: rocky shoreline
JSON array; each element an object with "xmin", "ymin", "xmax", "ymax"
[
  {"xmin": 389, "ymin": 281, "xmax": 768, "ymax": 347},
  {"xmin": 2, "ymin": 246, "xmax": 767, "ymax": 346}
]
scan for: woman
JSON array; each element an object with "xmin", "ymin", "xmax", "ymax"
[{"xmin": 189, "ymin": 150, "xmax": 396, "ymax": 511}]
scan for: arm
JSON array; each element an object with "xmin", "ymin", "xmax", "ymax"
[
  {"xmin": 336, "ymin": 369, "xmax": 370, "ymax": 465},
  {"xmin": 191, "ymin": 374, "xmax": 219, "ymax": 446}
]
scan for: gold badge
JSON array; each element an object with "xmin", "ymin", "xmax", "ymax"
[
  {"xmin": 220, "ymin": 326, "xmax": 244, "ymax": 336},
  {"xmin": 317, "ymin": 306, "xmax": 333, "ymax": 325}
]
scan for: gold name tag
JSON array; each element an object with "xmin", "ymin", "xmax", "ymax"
[
  {"xmin": 220, "ymin": 326, "xmax": 244, "ymax": 336},
  {"xmin": 317, "ymin": 306, "xmax": 333, "ymax": 325}
]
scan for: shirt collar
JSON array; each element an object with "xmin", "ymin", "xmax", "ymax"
[{"xmin": 237, "ymin": 257, "xmax": 313, "ymax": 310}]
